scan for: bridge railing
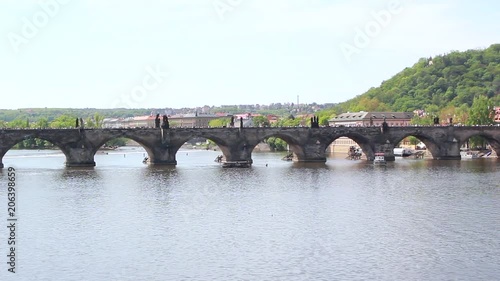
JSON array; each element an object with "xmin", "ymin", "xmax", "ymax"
[{"xmin": 0, "ymin": 124, "xmax": 499, "ymax": 131}]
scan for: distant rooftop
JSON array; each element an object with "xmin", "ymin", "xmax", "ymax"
[{"xmin": 168, "ymin": 113, "xmax": 219, "ymax": 118}]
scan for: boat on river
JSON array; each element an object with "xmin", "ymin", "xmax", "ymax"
[
  {"xmin": 373, "ymin": 153, "xmax": 387, "ymax": 165},
  {"xmin": 347, "ymin": 146, "xmax": 362, "ymax": 160},
  {"xmin": 460, "ymin": 151, "xmax": 479, "ymax": 159},
  {"xmin": 281, "ymin": 153, "xmax": 293, "ymax": 161},
  {"xmin": 393, "ymin": 147, "xmax": 412, "ymax": 157}
]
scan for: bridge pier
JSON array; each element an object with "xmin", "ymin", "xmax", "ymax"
[
  {"xmin": 147, "ymin": 146, "xmax": 178, "ymax": 165},
  {"xmin": 221, "ymin": 142, "xmax": 253, "ymax": 167},
  {"xmin": 64, "ymin": 147, "xmax": 96, "ymax": 167},
  {"xmin": 293, "ymin": 142, "xmax": 327, "ymax": 163},
  {"xmin": 381, "ymin": 142, "xmax": 395, "ymax": 162},
  {"xmin": 371, "ymin": 138, "xmax": 397, "ymax": 161},
  {"xmin": 0, "ymin": 148, "xmax": 9, "ymax": 169},
  {"xmin": 384, "ymin": 154, "xmax": 395, "ymax": 161},
  {"xmin": 433, "ymin": 140, "xmax": 461, "ymax": 160}
]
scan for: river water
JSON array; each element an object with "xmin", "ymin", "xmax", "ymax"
[{"xmin": 0, "ymin": 148, "xmax": 499, "ymax": 281}]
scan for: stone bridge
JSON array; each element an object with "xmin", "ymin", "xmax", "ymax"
[{"xmin": 0, "ymin": 126, "xmax": 499, "ymax": 168}]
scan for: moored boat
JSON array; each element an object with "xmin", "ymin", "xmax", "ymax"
[
  {"xmin": 281, "ymin": 153, "xmax": 293, "ymax": 161},
  {"xmin": 347, "ymin": 146, "xmax": 362, "ymax": 160},
  {"xmin": 460, "ymin": 151, "xmax": 479, "ymax": 159},
  {"xmin": 373, "ymin": 153, "xmax": 387, "ymax": 165},
  {"xmin": 393, "ymin": 147, "xmax": 412, "ymax": 157}
]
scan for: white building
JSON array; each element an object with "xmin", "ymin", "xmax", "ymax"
[{"xmin": 329, "ymin": 111, "xmax": 414, "ymax": 127}]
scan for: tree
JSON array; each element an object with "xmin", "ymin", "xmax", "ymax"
[
  {"xmin": 273, "ymin": 115, "xmax": 302, "ymax": 127},
  {"xmin": 348, "ymin": 97, "xmax": 390, "ymax": 112},
  {"xmin": 454, "ymin": 104, "xmax": 470, "ymax": 124},
  {"xmin": 35, "ymin": 138, "xmax": 49, "ymax": 148},
  {"xmin": 50, "ymin": 115, "xmax": 77, "ymax": 128},
  {"xmin": 94, "ymin": 113, "xmax": 105, "ymax": 128},
  {"xmin": 85, "ymin": 117, "xmax": 96, "ymax": 128},
  {"xmin": 408, "ymin": 136, "xmax": 420, "ymax": 145},
  {"xmin": 466, "ymin": 95, "xmax": 494, "ymax": 125},
  {"xmin": 266, "ymin": 137, "xmax": 288, "ymax": 151},
  {"xmin": 318, "ymin": 115, "xmax": 331, "ymax": 126},
  {"xmin": 209, "ymin": 118, "xmax": 230, "ymax": 127},
  {"xmin": 410, "ymin": 115, "xmax": 433, "ymax": 126},
  {"xmin": 105, "ymin": 138, "xmax": 127, "ymax": 147},
  {"xmin": 35, "ymin": 118, "xmax": 49, "ymax": 129},
  {"xmin": 253, "ymin": 116, "xmax": 270, "ymax": 127},
  {"xmin": 466, "ymin": 95, "xmax": 493, "ymax": 149},
  {"xmin": 424, "ymin": 104, "xmax": 439, "ymax": 116},
  {"xmin": 7, "ymin": 118, "xmax": 30, "ymax": 128},
  {"xmin": 315, "ymin": 107, "xmax": 337, "ymax": 126}
]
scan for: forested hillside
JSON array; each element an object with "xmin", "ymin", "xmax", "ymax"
[{"xmin": 341, "ymin": 44, "xmax": 500, "ymax": 115}]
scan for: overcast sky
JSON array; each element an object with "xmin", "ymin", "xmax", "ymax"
[{"xmin": 0, "ymin": 0, "xmax": 498, "ymax": 109}]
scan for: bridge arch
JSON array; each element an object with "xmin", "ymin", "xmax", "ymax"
[
  {"xmin": 392, "ymin": 132, "xmax": 440, "ymax": 159},
  {"xmin": 457, "ymin": 131, "xmax": 500, "ymax": 156},
  {"xmin": 92, "ymin": 134, "xmax": 155, "ymax": 159},
  {"xmin": 249, "ymin": 132, "xmax": 305, "ymax": 161},
  {"xmin": 0, "ymin": 133, "xmax": 70, "ymax": 168},
  {"xmin": 324, "ymin": 133, "xmax": 374, "ymax": 160},
  {"xmin": 165, "ymin": 133, "xmax": 233, "ymax": 164}
]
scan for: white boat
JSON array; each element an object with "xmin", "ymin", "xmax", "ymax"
[
  {"xmin": 460, "ymin": 151, "xmax": 479, "ymax": 159},
  {"xmin": 373, "ymin": 153, "xmax": 387, "ymax": 165},
  {"xmin": 347, "ymin": 146, "xmax": 362, "ymax": 160},
  {"xmin": 393, "ymin": 147, "xmax": 412, "ymax": 157}
]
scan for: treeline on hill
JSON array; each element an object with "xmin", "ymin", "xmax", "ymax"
[{"xmin": 335, "ymin": 43, "xmax": 500, "ymax": 124}]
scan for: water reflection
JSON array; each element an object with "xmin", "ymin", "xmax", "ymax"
[
  {"xmin": 142, "ymin": 165, "xmax": 178, "ymax": 179},
  {"xmin": 59, "ymin": 167, "xmax": 100, "ymax": 179}
]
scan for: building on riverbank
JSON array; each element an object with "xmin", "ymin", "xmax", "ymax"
[
  {"xmin": 103, "ymin": 116, "xmax": 156, "ymax": 128},
  {"xmin": 103, "ymin": 113, "xmax": 221, "ymax": 128},
  {"xmin": 167, "ymin": 113, "xmax": 220, "ymax": 128},
  {"xmin": 328, "ymin": 111, "xmax": 414, "ymax": 127}
]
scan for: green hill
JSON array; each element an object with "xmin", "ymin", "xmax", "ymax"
[{"xmin": 340, "ymin": 44, "xmax": 500, "ymax": 114}]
